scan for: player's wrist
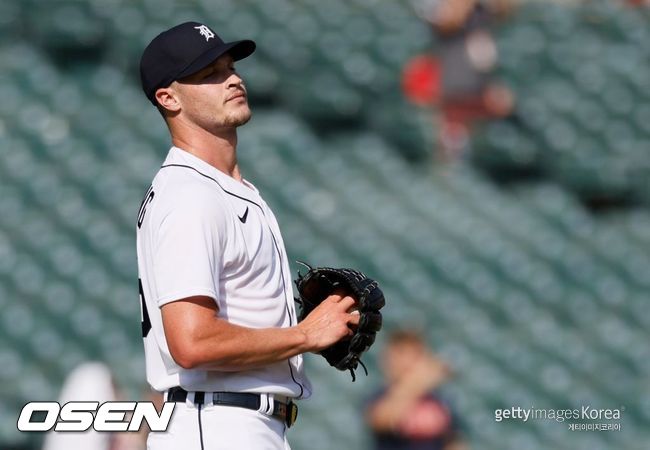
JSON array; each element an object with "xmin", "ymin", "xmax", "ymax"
[{"xmin": 291, "ymin": 324, "xmax": 313, "ymax": 354}]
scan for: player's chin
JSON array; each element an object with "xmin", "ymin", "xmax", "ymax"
[{"xmin": 224, "ymin": 107, "xmax": 252, "ymax": 127}]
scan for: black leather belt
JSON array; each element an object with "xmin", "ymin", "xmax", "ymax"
[{"xmin": 167, "ymin": 387, "xmax": 298, "ymax": 428}]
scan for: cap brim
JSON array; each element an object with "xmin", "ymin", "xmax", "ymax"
[{"xmin": 175, "ymin": 39, "xmax": 256, "ymax": 80}]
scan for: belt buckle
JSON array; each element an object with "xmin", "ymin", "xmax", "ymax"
[{"xmin": 285, "ymin": 400, "xmax": 298, "ymax": 428}]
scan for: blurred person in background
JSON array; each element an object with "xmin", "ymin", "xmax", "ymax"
[
  {"xmin": 42, "ymin": 362, "xmax": 150, "ymax": 450},
  {"xmin": 365, "ymin": 330, "xmax": 466, "ymax": 450},
  {"xmin": 405, "ymin": 0, "xmax": 515, "ymax": 160}
]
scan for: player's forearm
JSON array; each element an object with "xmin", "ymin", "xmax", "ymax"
[
  {"xmin": 172, "ymin": 321, "xmax": 310, "ymax": 371},
  {"xmin": 162, "ymin": 293, "xmax": 358, "ymax": 371}
]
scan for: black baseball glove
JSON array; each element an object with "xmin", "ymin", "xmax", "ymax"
[{"xmin": 294, "ymin": 263, "xmax": 385, "ymax": 381}]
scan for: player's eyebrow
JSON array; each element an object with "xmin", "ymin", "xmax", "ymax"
[
  {"xmin": 184, "ymin": 64, "xmax": 217, "ymax": 82},
  {"xmin": 201, "ymin": 57, "xmax": 234, "ymax": 76}
]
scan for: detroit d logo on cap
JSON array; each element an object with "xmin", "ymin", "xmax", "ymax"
[{"xmin": 194, "ymin": 25, "xmax": 215, "ymax": 41}]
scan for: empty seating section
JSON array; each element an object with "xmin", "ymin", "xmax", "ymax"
[
  {"xmin": 11, "ymin": 0, "xmax": 432, "ymax": 157},
  {"xmin": 0, "ymin": 1, "xmax": 648, "ymax": 449},
  {"xmin": 474, "ymin": 0, "xmax": 650, "ymax": 205}
]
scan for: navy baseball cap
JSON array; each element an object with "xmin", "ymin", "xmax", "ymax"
[{"xmin": 140, "ymin": 21, "xmax": 256, "ymax": 105}]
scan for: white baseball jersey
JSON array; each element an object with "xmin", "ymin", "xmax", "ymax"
[{"xmin": 136, "ymin": 146, "xmax": 312, "ymax": 399}]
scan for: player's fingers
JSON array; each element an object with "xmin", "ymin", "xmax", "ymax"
[
  {"xmin": 347, "ymin": 311, "xmax": 361, "ymax": 326},
  {"xmin": 338, "ymin": 295, "xmax": 357, "ymax": 310},
  {"xmin": 325, "ymin": 289, "xmax": 347, "ymax": 303}
]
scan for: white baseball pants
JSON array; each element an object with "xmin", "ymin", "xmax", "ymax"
[{"xmin": 147, "ymin": 398, "xmax": 292, "ymax": 450}]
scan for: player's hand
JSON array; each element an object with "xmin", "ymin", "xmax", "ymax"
[{"xmin": 296, "ymin": 290, "xmax": 361, "ymax": 353}]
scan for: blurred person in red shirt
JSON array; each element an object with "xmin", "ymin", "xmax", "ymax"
[{"xmin": 404, "ymin": 0, "xmax": 515, "ymax": 160}]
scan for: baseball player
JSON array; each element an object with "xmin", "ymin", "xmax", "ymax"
[{"xmin": 136, "ymin": 22, "xmax": 360, "ymax": 450}]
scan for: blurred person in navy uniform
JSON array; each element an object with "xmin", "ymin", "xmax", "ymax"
[{"xmin": 365, "ymin": 330, "xmax": 466, "ymax": 450}]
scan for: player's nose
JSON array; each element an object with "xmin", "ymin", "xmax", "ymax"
[{"xmin": 227, "ymin": 72, "xmax": 245, "ymax": 89}]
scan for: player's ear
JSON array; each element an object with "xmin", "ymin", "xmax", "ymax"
[{"xmin": 155, "ymin": 85, "xmax": 181, "ymax": 114}]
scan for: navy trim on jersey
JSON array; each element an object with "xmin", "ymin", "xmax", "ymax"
[
  {"xmin": 161, "ymin": 164, "xmax": 263, "ymax": 209},
  {"xmin": 160, "ymin": 163, "xmax": 305, "ymax": 397},
  {"xmin": 197, "ymin": 403, "xmax": 205, "ymax": 450}
]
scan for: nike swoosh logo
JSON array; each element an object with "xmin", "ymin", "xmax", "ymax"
[{"xmin": 238, "ymin": 206, "xmax": 249, "ymax": 223}]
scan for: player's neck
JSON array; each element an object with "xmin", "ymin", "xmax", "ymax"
[{"xmin": 171, "ymin": 127, "xmax": 242, "ymax": 182}]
